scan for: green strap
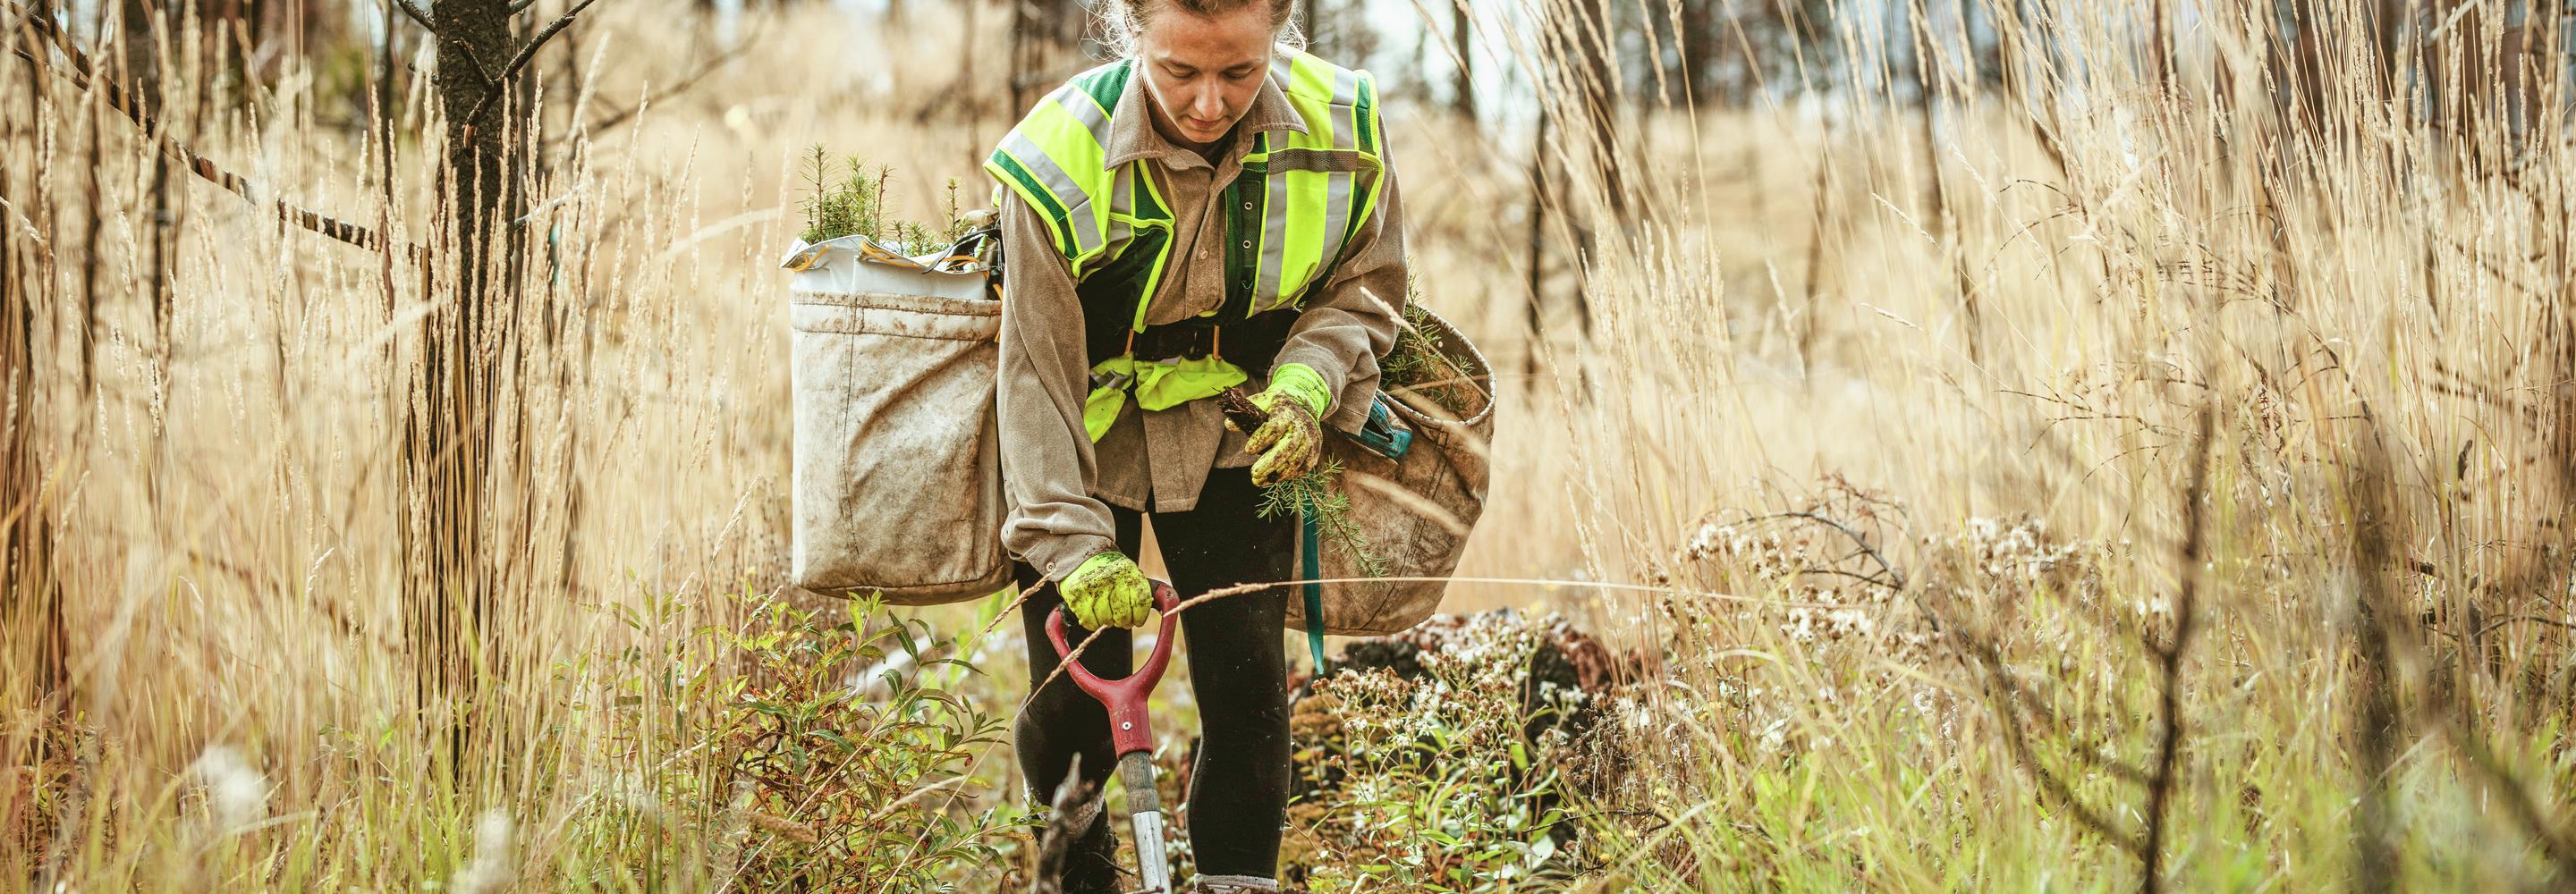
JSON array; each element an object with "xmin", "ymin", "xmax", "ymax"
[{"xmin": 1301, "ymin": 506, "xmax": 1326, "ymax": 673}]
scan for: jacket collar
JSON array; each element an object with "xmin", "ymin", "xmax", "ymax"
[{"xmin": 1102, "ymin": 51, "xmax": 1307, "ymax": 170}]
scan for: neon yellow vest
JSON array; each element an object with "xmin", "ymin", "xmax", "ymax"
[{"xmin": 984, "ymin": 51, "xmax": 1388, "ymax": 440}]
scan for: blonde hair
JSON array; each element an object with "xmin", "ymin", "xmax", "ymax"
[{"xmin": 1098, "ymin": 0, "xmax": 1307, "ymax": 59}]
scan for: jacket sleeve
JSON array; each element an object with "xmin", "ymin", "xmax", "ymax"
[
  {"xmin": 996, "ymin": 191, "xmax": 1121, "ymax": 582},
  {"xmin": 1270, "ymin": 160, "xmax": 1408, "ymax": 434}
]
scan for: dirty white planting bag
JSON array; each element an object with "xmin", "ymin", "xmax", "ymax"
[{"xmin": 784, "ymin": 233, "xmax": 1009, "ymax": 604}]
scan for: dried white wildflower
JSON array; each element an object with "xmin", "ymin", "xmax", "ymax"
[
  {"xmin": 190, "ymin": 745, "xmax": 268, "ymax": 831},
  {"xmin": 450, "ymin": 809, "xmax": 517, "ymax": 894}
]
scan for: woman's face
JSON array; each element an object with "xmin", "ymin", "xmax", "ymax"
[{"xmin": 1134, "ymin": 3, "xmax": 1275, "ymax": 149}]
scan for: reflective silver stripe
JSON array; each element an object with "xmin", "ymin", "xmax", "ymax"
[
  {"xmin": 1329, "ymin": 69, "xmax": 1360, "ymax": 150},
  {"xmin": 1002, "ymin": 130, "xmax": 1103, "ymax": 255},
  {"xmin": 1107, "ymin": 165, "xmax": 1134, "ymax": 251},
  {"xmin": 1269, "ymin": 55, "xmax": 1296, "ymax": 92},
  {"xmin": 1256, "ymin": 166, "xmax": 1292, "ymax": 310},
  {"xmin": 1318, "ymin": 168, "xmax": 1352, "ymax": 268},
  {"xmin": 1051, "ymin": 85, "xmax": 1114, "ymax": 145}
]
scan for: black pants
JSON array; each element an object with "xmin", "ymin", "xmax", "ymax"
[{"xmin": 1015, "ymin": 467, "xmax": 1295, "ymax": 891}]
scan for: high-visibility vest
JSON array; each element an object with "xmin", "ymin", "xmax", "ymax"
[{"xmin": 985, "ymin": 51, "xmax": 1389, "ymax": 440}]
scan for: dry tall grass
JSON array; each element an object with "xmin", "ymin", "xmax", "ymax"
[{"xmin": 3, "ymin": 0, "xmax": 2572, "ymax": 889}]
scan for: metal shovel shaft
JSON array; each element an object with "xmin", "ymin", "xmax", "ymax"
[{"xmin": 1120, "ymin": 750, "xmax": 1170, "ymax": 893}]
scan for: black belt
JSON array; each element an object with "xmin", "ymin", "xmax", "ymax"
[
  {"xmin": 1093, "ymin": 308, "xmax": 1292, "ymax": 371},
  {"xmin": 1131, "ymin": 322, "xmax": 1225, "ymax": 361}
]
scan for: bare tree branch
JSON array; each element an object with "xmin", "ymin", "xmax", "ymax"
[
  {"xmin": 392, "ymin": 0, "xmax": 437, "ymax": 33},
  {"xmin": 2472, "ymin": 614, "xmax": 2576, "ymax": 638},
  {"xmin": 446, "ymin": 34, "xmax": 500, "ymax": 86},
  {"xmin": 2142, "ymin": 404, "xmax": 2216, "ymax": 894},
  {"xmin": 578, "ymin": 37, "xmax": 750, "ymax": 137},
  {"xmin": 5, "ymin": 3, "xmax": 419, "ymax": 259},
  {"xmin": 1957, "ymin": 620, "xmax": 2148, "ymax": 854},
  {"xmin": 465, "ymin": 0, "xmax": 597, "ymax": 122}
]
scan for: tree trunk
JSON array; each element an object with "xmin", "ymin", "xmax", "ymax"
[
  {"xmin": 1523, "ymin": 105, "xmax": 1547, "ymax": 380},
  {"xmin": 1451, "ymin": 4, "xmax": 1474, "ymax": 119},
  {"xmin": 411, "ymin": 0, "xmax": 525, "ymax": 783},
  {"xmin": 0, "ymin": 72, "xmax": 67, "ymax": 713},
  {"xmin": 1677, "ymin": 0, "xmax": 1718, "ymax": 105},
  {"xmin": 1544, "ymin": 0, "xmax": 1613, "ymax": 337},
  {"xmin": 1010, "ymin": 0, "xmax": 1086, "ymax": 114},
  {"xmin": 1557, "ymin": 0, "xmax": 1624, "ymax": 217},
  {"xmin": 2, "ymin": 217, "xmax": 68, "ymax": 719}
]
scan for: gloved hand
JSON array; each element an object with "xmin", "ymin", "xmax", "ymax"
[
  {"xmin": 1060, "ymin": 551, "xmax": 1153, "ymax": 628},
  {"xmin": 1244, "ymin": 363, "xmax": 1331, "ymax": 486}
]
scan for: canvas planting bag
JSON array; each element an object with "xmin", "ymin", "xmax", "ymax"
[
  {"xmin": 783, "ymin": 232, "xmax": 1010, "ymax": 604},
  {"xmin": 1292, "ymin": 306, "xmax": 1496, "ymax": 637}
]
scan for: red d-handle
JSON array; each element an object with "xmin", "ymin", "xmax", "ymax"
[{"xmin": 1046, "ymin": 579, "xmax": 1182, "ymax": 757}]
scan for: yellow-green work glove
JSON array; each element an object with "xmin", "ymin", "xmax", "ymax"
[
  {"xmin": 1059, "ymin": 551, "xmax": 1153, "ymax": 628},
  {"xmin": 1245, "ymin": 363, "xmax": 1331, "ymax": 486}
]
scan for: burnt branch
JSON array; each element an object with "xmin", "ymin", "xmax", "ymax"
[
  {"xmin": 1030, "ymin": 753, "xmax": 1097, "ymax": 894},
  {"xmin": 465, "ymin": 0, "xmax": 599, "ymax": 122},
  {"xmin": 5, "ymin": 4, "xmax": 418, "ymax": 258},
  {"xmin": 393, "ymin": 0, "xmax": 437, "ymax": 32},
  {"xmin": 445, "ymin": 35, "xmax": 502, "ymax": 87},
  {"xmin": 1953, "ymin": 616, "xmax": 2148, "ymax": 855},
  {"xmin": 2142, "ymin": 404, "xmax": 2216, "ymax": 894}
]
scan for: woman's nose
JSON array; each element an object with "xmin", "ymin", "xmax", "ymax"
[{"xmin": 1191, "ymin": 86, "xmax": 1225, "ymax": 122}]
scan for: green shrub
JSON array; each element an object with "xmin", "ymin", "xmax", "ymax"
[{"xmin": 576, "ymin": 591, "xmax": 1027, "ymax": 890}]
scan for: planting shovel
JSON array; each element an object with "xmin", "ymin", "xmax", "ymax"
[{"xmin": 1046, "ymin": 579, "xmax": 1183, "ymax": 893}]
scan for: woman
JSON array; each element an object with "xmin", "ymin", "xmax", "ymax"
[{"xmin": 979, "ymin": 0, "xmax": 1406, "ymax": 890}]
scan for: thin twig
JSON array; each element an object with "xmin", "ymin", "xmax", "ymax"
[
  {"xmin": 1755, "ymin": 511, "xmax": 1909, "ymax": 590},
  {"xmin": 4, "ymin": 4, "xmax": 417, "ymax": 257},
  {"xmin": 391, "ymin": 0, "xmax": 436, "ymax": 32},
  {"xmin": 577, "ymin": 38, "xmax": 751, "ymax": 137},
  {"xmin": 1964, "ymin": 620, "xmax": 2148, "ymax": 853},
  {"xmin": 1793, "ymin": 567, "xmax": 1899, "ymax": 588},
  {"xmin": 2472, "ymin": 614, "xmax": 2576, "ymax": 638},
  {"xmin": 2142, "ymin": 404, "xmax": 2216, "ymax": 894},
  {"xmin": 446, "ymin": 35, "xmax": 500, "ymax": 87},
  {"xmin": 465, "ymin": 0, "xmax": 599, "ymax": 122}
]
